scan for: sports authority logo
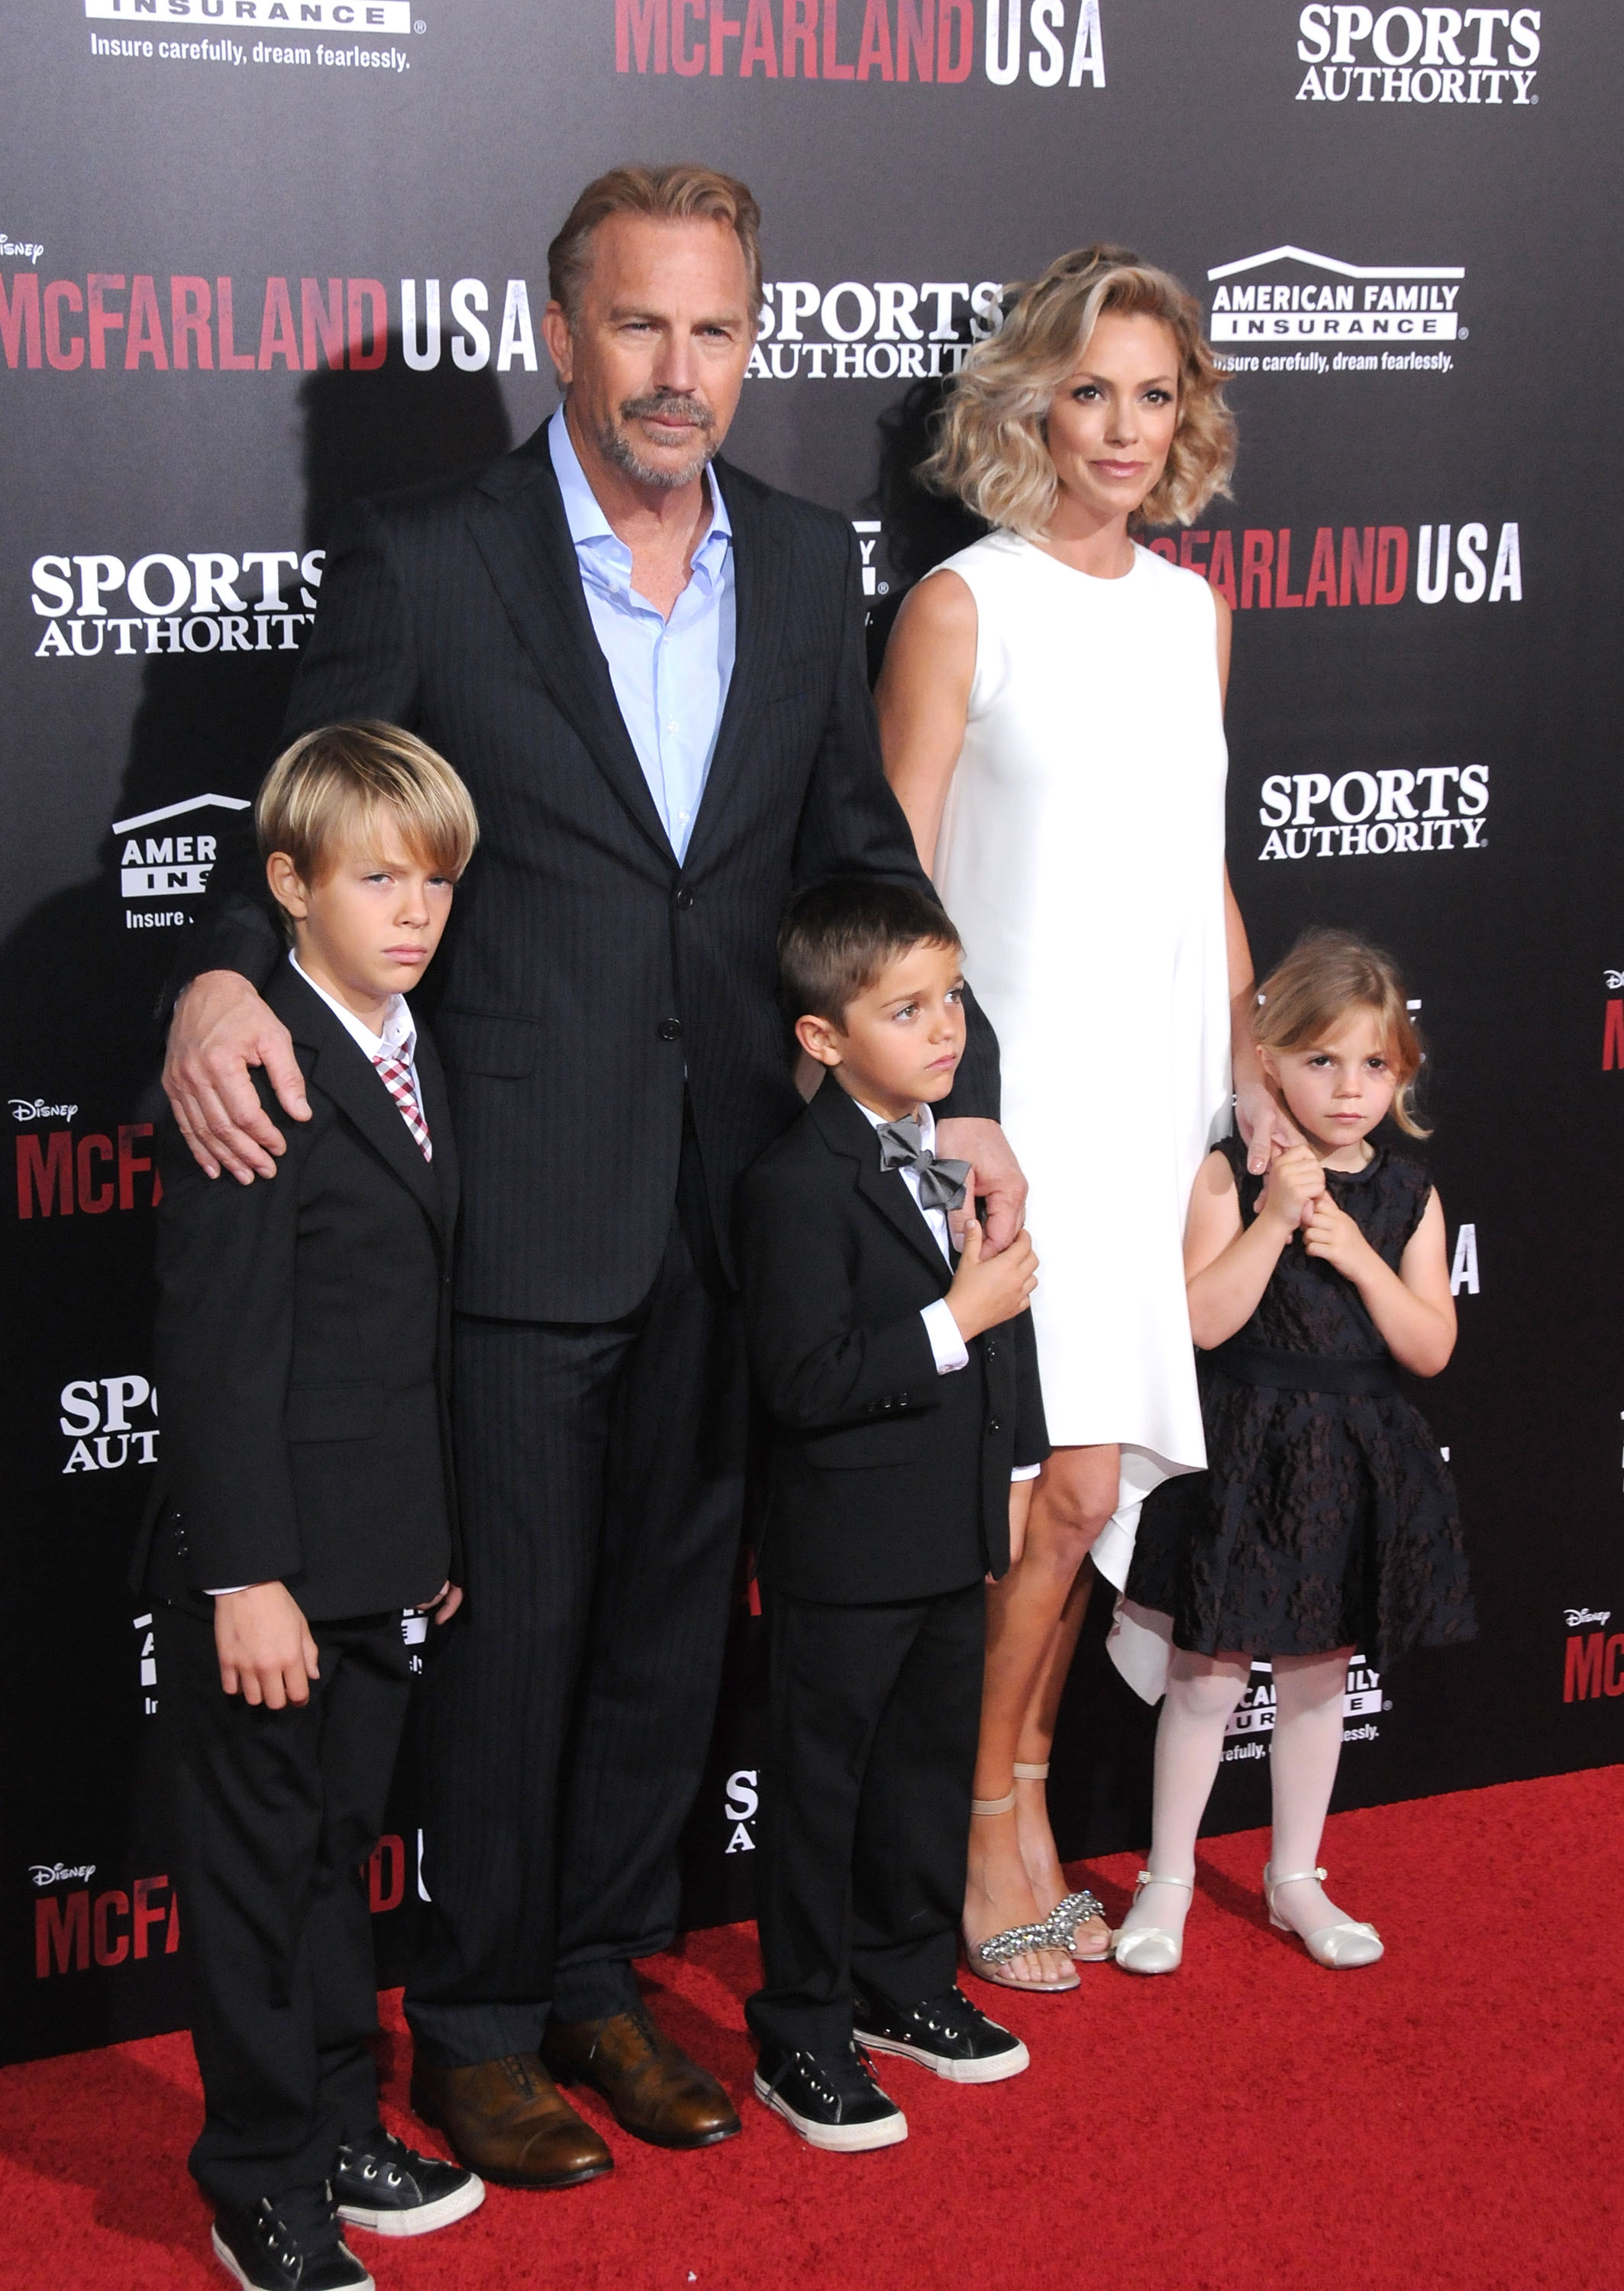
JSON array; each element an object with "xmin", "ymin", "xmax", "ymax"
[
  {"xmin": 60, "ymin": 1375, "xmax": 160, "ymax": 1473},
  {"xmin": 1208, "ymin": 248, "xmax": 1464, "ymax": 375},
  {"xmin": 112, "ymin": 794, "xmax": 250, "ymax": 935},
  {"xmin": 1257, "ymin": 764, "xmax": 1488, "ymax": 862},
  {"xmin": 1294, "ymin": 5, "xmax": 1540, "ymax": 105},
  {"xmin": 32, "ymin": 550, "xmax": 322, "ymax": 658},
  {"xmin": 1222, "ymin": 1655, "xmax": 1387, "ymax": 1760},
  {"xmin": 750, "ymin": 278, "xmax": 1002, "ymax": 383},
  {"xmin": 724, "ymin": 1769, "xmax": 759, "ymax": 1854},
  {"xmin": 613, "ymin": 0, "xmax": 1106, "ymax": 86}
]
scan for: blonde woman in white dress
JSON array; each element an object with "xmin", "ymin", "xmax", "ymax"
[{"xmin": 877, "ymin": 246, "xmax": 1293, "ymax": 1990}]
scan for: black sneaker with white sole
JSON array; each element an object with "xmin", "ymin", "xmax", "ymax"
[
  {"xmin": 333, "ymin": 2131, "xmax": 484, "ymax": 2238},
  {"xmin": 753, "ymin": 2041, "xmax": 907, "ymax": 2152},
  {"xmin": 211, "ymin": 2185, "xmax": 372, "ymax": 2290},
  {"xmin": 852, "ymin": 1983, "xmax": 1030, "ymax": 2083}
]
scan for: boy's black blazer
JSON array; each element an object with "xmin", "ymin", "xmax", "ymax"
[
  {"xmin": 735, "ymin": 1077, "xmax": 1048, "ymax": 1606},
  {"xmin": 137, "ymin": 961, "xmax": 460, "ymax": 1621}
]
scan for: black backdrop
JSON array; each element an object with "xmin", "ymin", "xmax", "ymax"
[{"xmin": 5, "ymin": 0, "xmax": 1622, "ymax": 2064}]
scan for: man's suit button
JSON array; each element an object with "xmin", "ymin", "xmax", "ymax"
[
  {"xmin": 985, "ymin": 1343, "xmax": 998, "ymax": 1360},
  {"xmin": 673, "ymin": 887, "xmax": 695, "ymax": 910},
  {"xmin": 987, "ymin": 1418, "xmax": 1002, "ymax": 1435},
  {"xmin": 657, "ymin": 1017, "xmax": 684, "ymax": 1041}
]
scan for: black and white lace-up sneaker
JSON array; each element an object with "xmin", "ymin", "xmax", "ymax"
[
  {"xmin": 332, "ymin": 2130, "xmax": 485, "ymax": 2237},
  {"xmin": 753, "ymin": 2040, "xmax": 908, "ymax": 2152},
  {"xmin": 852, "ymin": 1983, "xmax": 1030, "ymax": 2083},
  {"xmin": 211, "ymin": 2184, "xmax": 373, "ymax": 2289}
]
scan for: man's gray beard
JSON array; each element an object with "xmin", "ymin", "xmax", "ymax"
[{"xmin": 595, "ymin": 406, "xmax": 718, "ymax": 491}]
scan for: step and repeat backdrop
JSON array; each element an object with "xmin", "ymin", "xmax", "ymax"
[{"xmin": 3, "ymin": 0, "xmax": 1620, "ymax": 2062}]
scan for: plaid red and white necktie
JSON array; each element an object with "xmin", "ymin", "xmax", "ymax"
[{"xmin": 372, "ymin": 1048, "xmax": 432, "ymax": 1162}]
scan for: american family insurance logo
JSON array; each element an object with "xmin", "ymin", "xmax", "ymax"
[
  {"xmin": 85, "ymin": 0, "xmax": 418, "ymax": 72},
  {"xmin": 1208, "ymin": 248, "xmax": 1465, "ymax": 375},
  {"xmin": 112, "ymin": 793, "xmax": 251, "ymax": 932},
  {"xmin": 1222, "ymin": 1656, "xmax": 1387, "ymax": 1761},
  {"xmin": 1293, "ymin": 5, "xmax": 1539, "ymax": 105},
  {"xmin": 613, "ymin": 0, "xmax": 1106, "ymax": 86}
]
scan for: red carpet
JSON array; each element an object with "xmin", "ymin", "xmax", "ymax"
[{"xmin": 2, "ymin": 1769, "xmax": 1618, "ymax": 2291}]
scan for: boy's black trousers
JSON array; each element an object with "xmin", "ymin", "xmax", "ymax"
[
  {"xmin": 156, "ymin": 1604, "xmax": 409, "ymax": 2209},
  {"xmin": 746, "ymin": 1580, "xmax": 986, "ymax": 2058}
]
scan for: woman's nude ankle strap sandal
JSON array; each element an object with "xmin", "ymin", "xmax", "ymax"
[
  {"xmin": 1111, "ymin": 1873, "xmax": 1193, "ymax": 1976},
  {"xmin": 1012, "ymin": 1762, "xmax": 1049, "ymax": 1782},
  {"xmin": 1263, "ymin": 1865, "xmax": 1383, "ymax": 1969},
  {"xmin": 964, "ymin": 1789, "xmax": 1079, "ymax": 1992}
]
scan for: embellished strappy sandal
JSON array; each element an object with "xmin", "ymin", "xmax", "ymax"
[
  {"xmin": 1263, "ymin": 1865, "xmax": 1383, "ymax": 1969},
  {"xmin": 961, "ymin": 1791, "xmax": 1080, "ymax": 1994},
  {"xmin": 1111, "ymin": 1872, "xmax": 1193, "ymax": 1976},
  {"xmin": 1012, "ymin": 1763, "xmax": 1111, "ymax": 1963}
]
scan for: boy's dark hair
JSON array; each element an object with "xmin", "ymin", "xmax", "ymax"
[{"xmin": 778, "ymin": 876, "xmax": 962, "ymax": 1028}]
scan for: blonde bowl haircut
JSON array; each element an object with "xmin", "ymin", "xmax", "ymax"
[
  {"xmin": 1253, "ymin": 929, "xmax": 1430, "ymax": 1139},
  {"xmin": 547, "ymin": 160, "xmax": 764, "ymax": 328},
  {"xmin": 924, "ymin": 243, "xmax": 1236, "ymax": 539},
  {"xmin": 255, "ymin": 721, "xmax": 480, "ymax": 929}
]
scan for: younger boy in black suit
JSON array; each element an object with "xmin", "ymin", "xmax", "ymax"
[
  {"xmin": 735, "ymin": 877, "xmax": 1050, "ymax": 2152},
  {"xmin": 140, "ymin": 724, "xmax": 485, "ymax": 2289}
]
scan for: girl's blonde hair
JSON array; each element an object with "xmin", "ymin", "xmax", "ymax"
[
  {"xmin": 923, "ymin": 243, "xmax": 1235, "ymax": 540},
  {"xmin": 1254, "ymin": 929, "xmax": 1430, "ymax": 1139}
]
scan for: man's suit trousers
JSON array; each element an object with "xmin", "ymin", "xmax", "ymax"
[
  {"xmin": 157, "ymin": 1604, "xmax": 409, "ymax": 2208},
  {"xmin": 406, "ymin": 1125, "xmax": 750, "ymax": 2063},
  {"xmin": 746, "ymin": 1581, "xmax": 986, "ymax": 2058}
]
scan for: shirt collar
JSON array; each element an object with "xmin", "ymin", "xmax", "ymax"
[
  {"xmin": 547, "ymin": 402, "xmax": 732, "ymax": 565},
  {"xmin": 850, "ymin": 1095, "xmax": 936, "ymax": 1152},
  {"xmin": 289, "ymin": 951, "xmax": 415, "ymax": 1065}
]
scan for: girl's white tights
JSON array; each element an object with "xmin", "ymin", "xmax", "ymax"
[{"xmin": 1116, "ymin": 1646, "xmax": 1355, "ymax": 1947}]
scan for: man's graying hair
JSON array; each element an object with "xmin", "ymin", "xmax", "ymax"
[{"xmin": 547, "ymin": 162, "xmax": 764, "ymax": 326}]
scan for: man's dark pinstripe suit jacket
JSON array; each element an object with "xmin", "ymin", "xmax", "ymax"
[{"xmin": 186, "ymin": 420, "xmax": 1000, "ymax": 1324}]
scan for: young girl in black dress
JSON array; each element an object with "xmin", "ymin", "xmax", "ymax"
[{"xmin": 1115, "ymin": 931, "xmax": 1474, "ymax": 1974}]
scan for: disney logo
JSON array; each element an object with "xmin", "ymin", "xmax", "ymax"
[
  {"xmin": 10, "ymin": 1099, "xmax": 78, "ymax": 1123},
  {"xmin": 1605, "ymin": 972, "xmax": 1624, "ymax": 990},
  {"xmin": 1564, "ymin": 1608, "xmax": 1612, "ymax": 1629},
  {"xmin": 28, "ymin": 1862, "xmax": 96, "ymax": 1889},
  {"xmin": 0, "ymin": 233, "xmax": 44, "ymax": 266}
]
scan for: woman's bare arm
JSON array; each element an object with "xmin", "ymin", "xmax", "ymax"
[{"xmin": 874, "ymin": 569, "xmax": 977, "ymax": 876}]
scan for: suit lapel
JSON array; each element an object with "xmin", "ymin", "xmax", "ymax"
[
  {"xmin": 271, "ymin": 969, "xmax": 446, "ymax": 1236},
  {"xmin": 413, "ymin": 1025, "xmax": 459, "ymax": 1239},
  {"xmin": 684, "ymin": 464, "xmax": 790, "ymax": 871},
  {"xmin": 467, "ymin": 434, "xmax": 677, "ymax": 868},
  {"xmin": 809, "ymin": 1079, "xmax": 953, "ymax": 1288}
]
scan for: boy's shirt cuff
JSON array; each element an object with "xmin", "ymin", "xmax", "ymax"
[
  {"xmin": 1010, "ymin": 1462, "xmax": 1041, "ymax": 1483},
  {"xmin": 920, "ymin": 1298, "xmax": 968, "ymax": 1375}
]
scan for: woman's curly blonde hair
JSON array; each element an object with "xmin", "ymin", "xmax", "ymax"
[{"xmin": 924, "ymin": 244, "xmax": 1235, "ymax": 538}]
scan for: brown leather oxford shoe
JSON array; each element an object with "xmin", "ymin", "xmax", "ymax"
[
  {"xmin": 544, "ymin": 2005, "xmax": 741, "ymax": 2150},
  {"xmin": 410, "ymin": 2052, "xmax": 613, "ymax": 2190}
]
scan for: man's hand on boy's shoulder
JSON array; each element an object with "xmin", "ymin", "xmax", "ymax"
[
  {"xmin": 214, "ymin": 1581, "xmax": 321, "ymax": 1708},
  {"xmin": 164, "ymin": 971, "xmax": 312, "ymax": 1185}
]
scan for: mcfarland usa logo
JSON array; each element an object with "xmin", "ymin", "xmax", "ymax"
[
  {"xmin": 1294, "ymin": 5, "xmax": 1540, "ymax": 105},
  {"xmin": 613, "ymin": 0, "xmax": 1106, "ymax": 86},
  {"xmin": 31, "ymin": 548, "xmax": 323, "ymax": 658},
  {"xmin": 751, "ymin": 277, "xmax": 1002, "ymax": 383},
  {"xmin": 12, "ymin": 1109, "xmax": 162, "ymax": 1217},
  {"xmin": 1209, "ymin": 247, "xmax": 1465, "ymax": 376},
  {"xmin": 1563, "ymin": 1608, "xmax": 1623, "ymax": 1704}
]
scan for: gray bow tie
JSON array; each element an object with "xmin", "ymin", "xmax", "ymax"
[{"xmin": 876, "ymin": 1118, "xmax": 971, "ymax": 1215}]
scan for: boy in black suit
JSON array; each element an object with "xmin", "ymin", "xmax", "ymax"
[
  {"xmin": 735, "ymin": 878, "xmax": 1049, "ymax": 2152},
  {"xmin": 141, "ymin": 724, "xmax": 486, "ymax": 2289}
]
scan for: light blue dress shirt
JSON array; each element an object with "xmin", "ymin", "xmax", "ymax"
[{"xmin": 548, "ymin": 403, "xmax": 735, "ymax": 864}]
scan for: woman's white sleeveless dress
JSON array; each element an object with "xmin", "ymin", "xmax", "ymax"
[{"xmin": 928, "ymin": 531, "xmax": 1233, "ymax": 1600}]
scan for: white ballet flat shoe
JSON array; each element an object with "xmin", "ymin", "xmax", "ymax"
[
  {"xmin": 1263, "ymin": 1864, "xmax": 1384, "ymax": 1969},
  {"xmin": 1110, "ymin": 1872, "xmax": 1192, "ymax": 1976}
]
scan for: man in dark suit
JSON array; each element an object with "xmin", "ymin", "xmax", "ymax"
[
  {"xmin": 144, "ymin": 724, "xmax": 484, "ymax": 2288},
  {"xmin": 735, "ymin": 879, "xmax": 1048, "ymax": 2153},
  {"xmin": 160, "ymin": 163, "xmax": 1027, "ymax": 2186}
]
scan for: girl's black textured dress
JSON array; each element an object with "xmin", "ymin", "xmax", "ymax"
[{"xmin": 1127, "ymin": 1136, "xmax": 1475, "ymax": 1666}]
